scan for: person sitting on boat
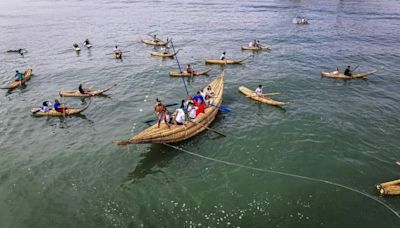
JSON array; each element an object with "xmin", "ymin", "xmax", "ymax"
[
  {"xmin": 174, "ymin": 108, "xmax": 186, "ymax": 125},
  {"xmin": 187, "ymin": 103, "xmax": 197, "ymax": 120},
  {"xmin": 220, "ymin": 52, "xmax": 226, "ymax": 60},
  {"xmin": 153, "ymin": 35, "xmax": 160, "ymax": 43},
  {"xmin": 53, "ymin": 99, "xmax": 66, "ymax": 113},
  {"xmin": 114, "ymin": 45, "xmax": 121, "ymax": 53},
  {"xmin": 41, "ymin": 101, "xmax": 50, "ymax": 112},
  {"xmin": 83, "ymin": 39, "xmax": 90, "ymax": 46},
  {"xmin": 332, "ymin": 67, "xmax": 339, "ymax": 75},
  {"xmin": 161, "ymin": 46, "xmax": 170, "ymax": 54},
  {"xmin": 165, "ymin": 110, "xmax": 173, "ymax": 124},
  {"xmin": 192, "ymin": 91, "xmax": 205, "ymax": 105},
  {"xmin": 344, "ymin": 66, "xmax": 352, "ymax": 76},
  {"xmin": 195, "ymin": 99, "xmax": 205, "ymax": 117},
  {"xmin": 255, "ymin": 84, "xmax": 263, "ymax": 96},
  {"xmin": 205, "ymin": 95, "xmax": 213, "ymax": 108},
  {"xmin": 206, "ymin": 86, "xmax": 215, "ymax": 97},
  {"xmin": 186, "ymin": 64, "xmax": 194, "ymax": 74},
  {"xmin": 15, "ymin": 70, "xmax": 24, "ymax": 81},
  {"xmin": 73, "ymin": 43, "xmax": 79, "ymax": 49},
  {"xmin": 154, "ymin": 98, "xmax": 170, "ymax": 128},
  {"xmin": 78, "ymin": 84, "xmax": 95, "ymax": 96}
]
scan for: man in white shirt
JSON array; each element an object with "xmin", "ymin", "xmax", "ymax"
[
  {"xmin": 220, "ymin": 52, "xmax": 226, "ymax": 60},
  {"xmin": 174, "ymin": 108, "xmax": 186, "ymax": 125},
  {"xmin": 255, "ymin": 84, "xmax": 263, "ymax": 96}
]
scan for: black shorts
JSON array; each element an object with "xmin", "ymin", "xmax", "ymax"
[{"xmin": 176, "ymin": 121, "xmax": 184, "ymax": 125}]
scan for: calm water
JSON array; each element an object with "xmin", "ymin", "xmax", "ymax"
[{"xmin": 1, "ymin": 0, "xmax": 400, "ymax": 227}]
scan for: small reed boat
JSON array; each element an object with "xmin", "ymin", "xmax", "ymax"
[{"xmin": 239, "ymin": 86, "xmax": 286, "ymax": 106}]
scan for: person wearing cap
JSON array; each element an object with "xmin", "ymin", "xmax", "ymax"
[
  {"xmin": 344, "ymin": 66, "xmax": 352, "ymax": 76},
  {"xmin": 15, "ymin": 70, "xmax": 24, "ymax": 81},
  {"xmin": 220, "ymin": 52, "xmax": 226, "ymax": 60}
]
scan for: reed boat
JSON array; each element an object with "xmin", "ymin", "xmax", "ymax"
[
  {"xmin": 205, "ymin": 56, "xmax": 250, "ymax": 65},
  {"xmin": 31, "ymin": 99, "xmax": 91, "ymax": 117},
  {"xmin": 241, "ymin": 45, "xmax": 272, "ymax": 51},
  {"xmin": 321, "ymin": 70, "xmax": 377, "ymax": 79},
  {"xmin": 2, "ymin": 69, "xmax": 33, "ymax": 90},
  {"xmin": 59, "ymin": 84, "xmax": 115, "ymax": 97},
  {"xmin": 376, "ymin": 179, "xmax": 400, "ymax": 196},
  {"xmin": 116, "ymin": 71, "xmax": 225, "ymax": 144},
  {"xmin": 169, "ymin": 68, "xmax": 212, "ymax": 77},
  {"xmin": 239, "ymin": 86, "xmax": 286, "ymax": 106},
  {"xmin": 151, "ymin": 49, "xmax": 180, "ymax": 58},
  {"xmin": 141, "ymin": 39, "xmax": 169, "ymax": 46}
]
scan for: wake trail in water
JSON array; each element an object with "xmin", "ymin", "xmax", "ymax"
[{"xmin": 164, "ymin": 143, "xmax": 400, "ymax": 220}]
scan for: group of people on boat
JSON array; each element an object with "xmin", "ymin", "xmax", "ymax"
[
  {"xmin": 249, "ymin": 39, "xmax": 262, "ymax": 48},
  {"xmin": 33, "ymin": 99, "xmax": 66, "ymax": 113},
  {"xmin": 154, "ymin": 86, "xmax": 215, "ymax": 128},
  {"xmin": 294, "ymin": 16, "xmax": 308, "ymax": 24}
]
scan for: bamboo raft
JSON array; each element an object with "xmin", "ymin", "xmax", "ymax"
[
  {"xmin": 321, "ymin": 70, "xmax": 377, "ymax": 79},
  {"xmin": 241, "ymin": 45, "xmax": 272, "ymax": 51},
  {"xmin": 59, "ymin": 84, "xmax": 115, "ymax": 97},
  {"xmin": 205, "ymin": 56, "xmax": 250, "ymax": 65},
  {"xmin": 151, "ymin": 49, "xmax": 181, "ymax": 58},
  {"xmin": 2, "ymin": 69, "xmax": 33, "ymax": 90},
  {"xmin": 114, "ymin": 70, "xmax": 225, "ymax": 144},
  {"xmin": 169, "ymin": 68, "xmax": 212, "ymax": 77},
  {"xmin": 141, "ymin": 39, "xmax": 169, "ymax": 46},
  {"xmin": 31, "ymin": 100, "xmax": 91, "ymax": 117},
  {"xmin": 239, "ymin": 86, "xmax": 286, "ymax": 106},
  {"xmin": 376, "ymin": 179, "xmax": 400, "ymax": 196}
]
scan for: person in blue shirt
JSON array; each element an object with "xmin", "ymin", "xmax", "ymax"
[
  {"xmin": 53, "ymin": 99, "xmax": 66, "ymax": 113},
  {"xmin": 192, "ymin": 91, "xmax": 205, "ymax": 103},
  {"xmin": 15, "ymin": 70, "xmax": 24, "ymax": 81}
]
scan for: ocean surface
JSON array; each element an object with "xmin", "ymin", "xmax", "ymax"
[{"xmin": 1, "ymin": 0, "xmax": 400, "ymax": 227}]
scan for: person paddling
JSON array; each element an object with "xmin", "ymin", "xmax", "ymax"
[
  {"xmin": 185, "ymin": 64, "xmax": 194, "ymax": 76},
  {"xmin": 344, "ymin": 66, "xmax": 352, "ymax": 76},
  {"xmin": 83, "ymin": 39, "xmax": 91, "ymax": 46},
  {"xmin": 220, "ymin": 52, "xmax": 226, "ymax": 60},
  {"xmin": 78, "ymin": 84, "xmax": 94, "ymax": 96},
  {"xmin": 15, "ymin": 70, "xmax": 24, "ymax": 81},
  {"xmin": 113, "ymin": 45, "xmax": 122, "ymax": 59},
  {"xmin": 153, "ymin": 34, "xmax": 161, "ymax": 43},
  {"xmin": 53, "ymin": 99, "xmax": 67, "ymax": 113}
]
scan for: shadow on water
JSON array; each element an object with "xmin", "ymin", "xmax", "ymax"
[
  {"xmin": 255, "ymin": 101, "xmax": 287, "ymax": 114},
  {"xmin": 124, "ymin": 143, "xmax": 182, "ymax": 184}
]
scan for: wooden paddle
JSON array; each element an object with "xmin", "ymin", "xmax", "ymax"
[
  {"xmin": 106, "ymin": 51, "xmax": 130, "ymax": 55},
  {"xmin": 188, "ymin": 119, "xmax": 226, "ymax": 137},
  {"xmin": 246, "ymin": 93, "xmax": 280, "ymax": 98},
  {"xmin": 351, "ymin": 65, "xmax": 360, "ymax": 73}
]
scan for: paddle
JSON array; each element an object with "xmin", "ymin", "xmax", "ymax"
[
  {"xmin": 351, "ymin": 65, "xmax": 360, "ymax": 73},
  {"xmin": 106, "ymin": 51, "xmax": 130, "ymax": 55},
  {"xmin": 246, "ymin": 93, "xmax": 280, "ymax": 98},
  {"xmin": 209, "ymin": 104, "xmax": 231, "ymax": 113},
  {"xmin": 188, "ymin": 119, "xmax": 226, "ymax": 137}
]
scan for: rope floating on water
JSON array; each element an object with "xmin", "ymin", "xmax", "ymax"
[{"xmin": 163, "ymin": 143, "xmax": 400, "ymax": 220}]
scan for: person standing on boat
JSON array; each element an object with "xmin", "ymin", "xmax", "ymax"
[
  {"xmin": 154, "ymin": 99, "xmax": 170, "ymax": 128},
  {"xmin": 344, "ymin": 66, "xmax": 352, "ymax": 76},
  {"xmin": 220, "ymin": 52, "xmax": 226, "ymax": 60},
  {"xmin": 15, "ymin": 70, "xmax": 24, "ymax": 81}
]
